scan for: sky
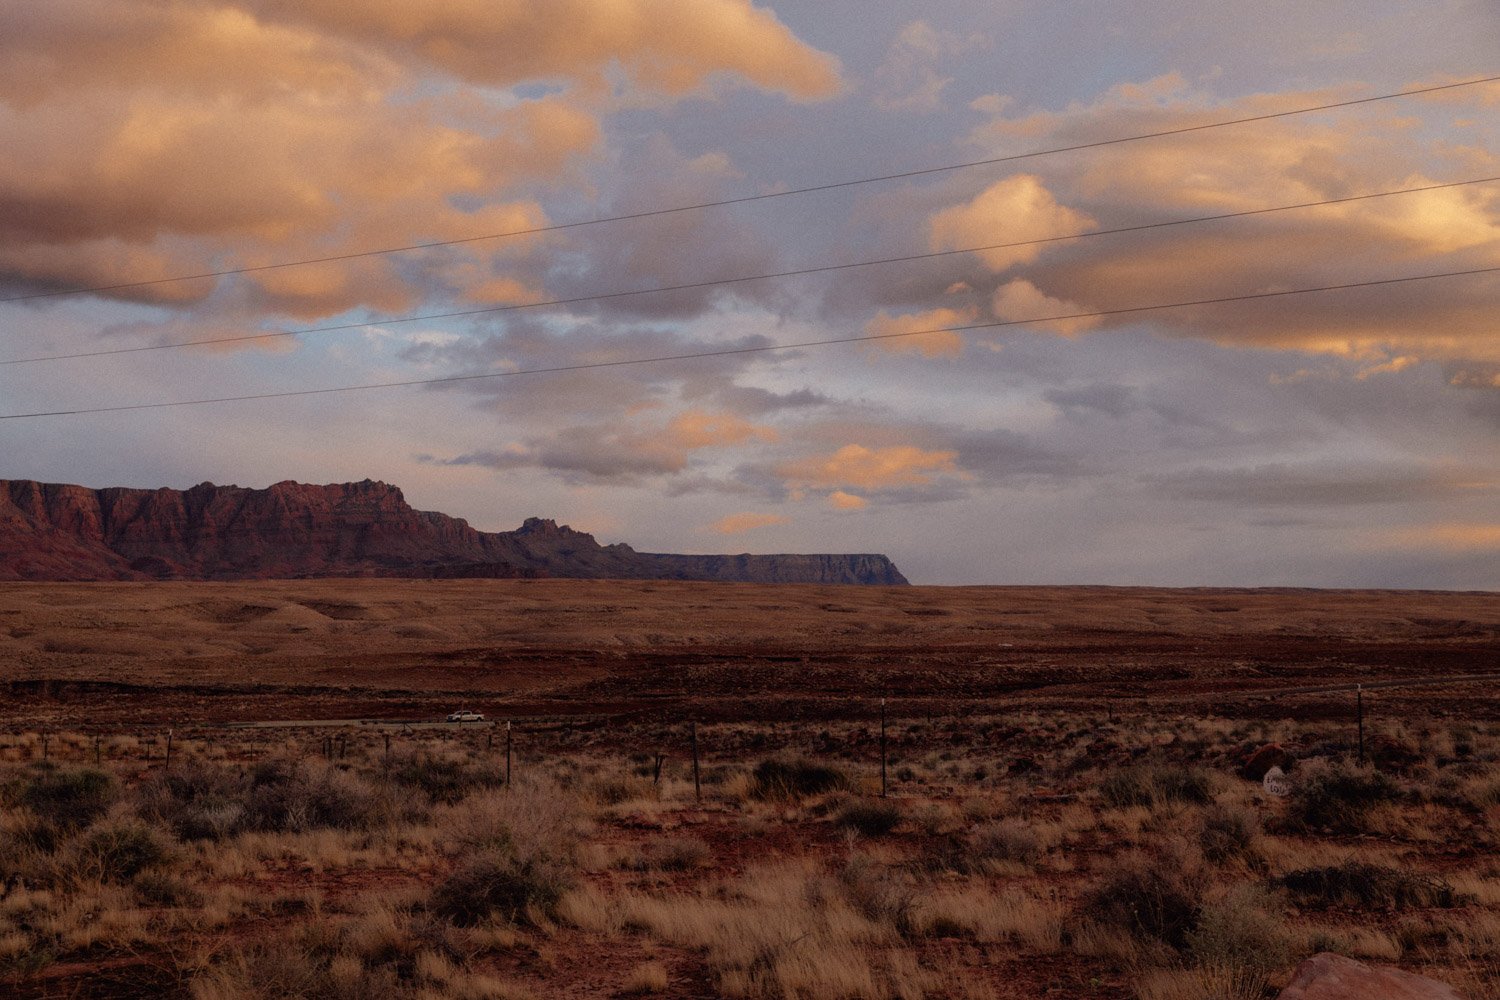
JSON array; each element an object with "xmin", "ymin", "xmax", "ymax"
[{"xmin": 1, "ymin": 0, "xmax": 1497, "ymax": 587}]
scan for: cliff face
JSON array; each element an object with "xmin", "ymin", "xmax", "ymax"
[{"xmin": 0, "ymin": 479, "xmax": 908, "ymax": 585}]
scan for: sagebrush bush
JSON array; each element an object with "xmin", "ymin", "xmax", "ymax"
[
  {"xmin": 835, "ymin": 800, "xmax": 902, "ymax": 837},
  {"xmin": 751, "ymin": 758, "xmax": 850, "ymax": 801},
  {"xmin": 16, "ymin": 767, "xmax": 115, "ymax": 830},
  {"xmin": 1284, "ymin": 760, "xmax": 1400, "ymax": 833},
  {"xmin": 137, "ymin": 760, "xmax": 244, "ymax": 840},
  {"xmin": 386, "ymin": 755, "xmax": 503, "ymax": 806},
  {"xmin": 1086, "ymin": 843, "xmax": 1207, "ymax": 949},
  {"xmin": 836, "ymin": 853, "xmax": 917, "ymax": 936},
  {"xmin": 1280, "ymin": 862, "xmax": 1461, "ymax": 910},
  {"xmin": 1186, "ymin": 884, "xmax": 1289, "ymax": 974},
  {"xmin": 639, "ymin": 835, "xmax": 712, "ymax": 871},
  {"xmin": 70, "ymin": 821, "xmax": 171, "ymax": 884},
  {"xmin": 243, "ymin": 760, "xmax": 383, "ymax": 833},
  {"xmin": 971, "ymin": 818, "xmax": 1043, "ymax": 865},
  {"xmin": 432, "ymin": 852, "xmax": 574, "ymax": 926},
  {"xmin": 1198, "ymin": 803, "xmax": 1260, "ymax": 864},
  {"xmin": 1099, "ymin": 764, "xmax": 1214, "ymax": 808}
]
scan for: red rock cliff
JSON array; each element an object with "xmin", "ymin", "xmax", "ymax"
[{"xmin": 0, "ymin": 479, "xmax": 908, "ymax": 585}]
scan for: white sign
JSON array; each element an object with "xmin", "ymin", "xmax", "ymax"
[{"xmin": 1262, "ymin": 765, "xmax": 1291, "ymax": 798}]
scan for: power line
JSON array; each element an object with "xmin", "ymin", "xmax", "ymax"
[
  {"xmin": 6, "ymin": 175, "xmax": 1496, "ymax": 367},
  {"xmin": 3, "ymin": 73, "xmax": 1495, "ymax": 306},
  {"xmin": 2, "ymin": 264, "xmax": 1494, "ymax": 421}
]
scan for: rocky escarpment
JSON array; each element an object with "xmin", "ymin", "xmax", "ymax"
[{"xmin": 0, "ymin": 479, "xmax": 908, "ymax": 585}]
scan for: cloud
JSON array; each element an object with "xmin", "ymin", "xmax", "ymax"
[
  {"xmin": 990, "ymin": 279, "xmax": 1100, "ymax": 336},
  {"xmin": 0, "ymin": 1, "xmax": 840, "ymax": 317},
  {"xmin": 1378, "ymin": 523, "xmax": 1500, "ymax": 552},
  {"xmin": 864, "ymin": 306, "xmax": 976, "ymax": 357},
  {"xmin": 827, "ymin": 490, "xmax": 868, "ymax": 510},
  {"xmin": 869, "ymin": 21, "xmax": 987, "ymax": 112},
  {"xmin": 779, "ymin": 444, "xmax": 962, "ymax": 490},
  {"xmin": 928, "ymin": 175, "xmax": 1095, "ymax": 271},
  {"xmin": 928, "ymin": 75, "xmax": 1500, "ymax": 362},
  {"xmin": 707, "ymin": 511, "xmax": 789, "ymax": 535},
  {"xmin": 1156, "ymin": 461, "xmax": 1497, "ymax": 508}
]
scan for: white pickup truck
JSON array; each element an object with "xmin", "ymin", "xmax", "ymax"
[{"xmin": 445, "ymin": 710, "xmax": 485, "ymax": 723}]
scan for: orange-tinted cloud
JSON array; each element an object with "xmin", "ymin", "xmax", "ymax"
[
  {"xmin": 827, "ymin": 490, "xmax": 869, "ymax": 510},
  {"xmin": 928, "ymin": 174, "xmax": 1095, "ymax": 271},
  {"xmin": 666, "ymin": 410, "xmax": 778, "ymax": 449},
  {"xmin": 1378, "ymin": 523, "xmax": 1500, "ymax": 552},
  {"xmin": 708, "ymin": 511, "xmax": 790, "ymax": 535},
  {"xmin": 0, "ymin": 1, "xmax": 840, "ymax": 316},
  {"xmin": 780, "ymin": 444, "xmax": 961, "ymax": 490},
  {"xmin": 943, "ymin": 76, "xmax": 1500, "ymax": 362},
  {"xmin": 864, "ymin": 306, "xmax": 976, "ymax": 357}
]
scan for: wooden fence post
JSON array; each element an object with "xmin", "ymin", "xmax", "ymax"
[
  {"xmin": 41, "ymin": 730, "xmax": 49, "ymax": 762},
  {"xmin": 1357, "ymin": 684, "xmax": 1365, "ymax": 766},
  {"xmin": 165, "ymin": 729, "xmax": 174, "ymax": 769},
  {"xmin": 880, "ymin": 698, "xmax": 888, "ymax": 799},
  {"xmin": 94, "ymin": 734, "xmax": 101, "ymax": 766},
  {"xmin": 691, "ymin": 722, "xmax": 701, "ymax": 804},
  {"xmin": 653, "ymin": 752, "xmax": 665, "ymax": 788},
  {"xmin": 505, "ymin": 721, "xmax": 513, "ymax": 787}
]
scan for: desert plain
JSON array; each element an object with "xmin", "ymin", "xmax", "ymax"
[{"xmin": 2, "ymin": 581, "xmax": 1498, "ymax": 999}]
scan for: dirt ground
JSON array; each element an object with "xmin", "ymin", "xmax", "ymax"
[{"xmin": 2, "ymin": 579, "xmax": 1498, "ymax": 735}]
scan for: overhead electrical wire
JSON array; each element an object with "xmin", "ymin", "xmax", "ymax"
[
  {"xmin": 4, "ymin": 175, "xmax": 1496, "ymax": 367},
  {"xmin": 2, "ymin": 73, "xmax": 1496, "ymax": 305},
  {"xmin": 2, "ymin": 264, "xmax": 1495, "ymax": 421}
]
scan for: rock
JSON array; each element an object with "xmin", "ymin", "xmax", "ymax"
[
  {"xmin": 1277, "ymin": 952, "xmax": 1466, "ymax": 1000},
  {"xmin": 0, "ymin": 478, "xmax": 908, "ymax": 585},
  {"xmin": 1242, "ymin": 742, "xmax": 1294, "ymax": 780}
]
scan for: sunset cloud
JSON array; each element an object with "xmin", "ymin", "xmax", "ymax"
[
  {"xmin": 932, "ymin": 76, "xmax": 1500, "ymax": 361},
  {"xmin": 0, "ymin": 1, "xmax": 840, "ymax": 316},
  {"xmin": 708, "ymin": 511, "xmax": 790, "ymax": 535},
  {"xmin": 864, "ymin": 306, "xmax": 976, "ymax": 357},
  {"xmin": 828, "ymin": 490, "xmax": 869, "ymax": 510},
  {"xmin": 779, "ymin": 444, "xmax": 962, "ymax": 491}
]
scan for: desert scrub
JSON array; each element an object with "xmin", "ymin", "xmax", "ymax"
[
  {"xmin": 636, "ymin": 835, "xmax": 712, "ymax": 871},
  {"xmin": 1181, "ymin": 884, "xmax": 1290, "ymax": 995},
  {"xmin": 1279, "ymin": 861, "xmax": 1462, "ymax": 910},
  {"xmin": 9, "ymin": 766, "xmax": 116, "ymax": 831},
  {"xmin": 137, "ymin": 760, "xmax": 245, "ymax": 840},
  {"xmin": 971, "ymin": 817, "xmax": 1045, "ymax": 866},
  {"xmin": 242, "ymin": 760, "xmax": 385, "ymax": 833},
  {"xmin": 1282, "ymin": 759, "xmax": 1400, "ymax": 833},
  {"xmin": 750, "ymin": 757, "xmax": 850, "ymax": 801},
  {"xmin": 385, "ymin": 754, "xmax": 503, "ymax": 806},
  {"xmin": 1197, "ymin": 802, "xmax": 1261, "ymax": 864},
  {"xmin": 1085, "ymin": 843, "xmax": 1207, "ymax": 950},
  {"xmin": 834, "ymin": 799, "xmax": 902, "ymax": 837},
  {"xmin": 1099, "ymin": 764, "xmax": 1214, "ymax": 809},
  {"xmin": 66, "ymin": 821, "xmax": 172, "ymax": 885},
  {"xmin": 432, "ymin": 853, "xmax": 575, "ymax": 927}
]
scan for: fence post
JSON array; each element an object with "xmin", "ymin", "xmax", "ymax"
[
  {"xmin": 94, "ymin": 734, "xmax": 101, "ymax": 766},
  {"xmin": 165, "ymin": 729, "xmax": 174, "ymax": 769},
  {"xmin": 383, "ymin": 733, "xmax": 391, "ymax": 772},
  {"xmin": 41, "ymin": 730, "xmax": 49, "ymax": 762},
  {"xmin": 505, "ymin": 721, "xmax": 513, "ymax": 787},
  {"xmin": 880, "ymin": 698, "xmax": 888, "ymax": 798},
  {"xmin": 1357, "ymin": 684, "xmax": 1365, "ymax": 765},
  {"xmin": 691, "ymin": 721, "xmax": 701, "ymax": 803},
  {"xmin": 653, "ymin": 752, "xmax": 665, "ymax": 788}
]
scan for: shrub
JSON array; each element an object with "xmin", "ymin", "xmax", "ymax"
[
  {"xmin": 1280, "ymin": 862, "xmax": 1462, "ymax": 910},
  {"xmin": 750, "ymin": 758, "xmax": 850, "ymax": 801},
  {"xmin": 639, "ymin": 836, "xmax": 712, "ymax": 871},
  {"xmin": 71, "ymin": 821, "xmax": 171, "ymax": 883},
  {"xmin": 387, "ymin": 755, "xmax": 502, "ymax": 805},
  {"xmin": 18, "ymin": 767, "xmax": 115, "ymax": 830},
  {"xmin": 836, "ymin": 854, "xmax": 918, "ymax": 936},
  {"xmin": 1186, "ymin": 885, "xmax": 1290, "ymax": 974},
  {"xmin": 1086, "ymin": 844, "xmax": 1207, "ymax": 949},
  {"xmin": 1284, "ymin": 760, "xmax": 1400, "ymax": 833},
  {"xmin": 1198, "ymin": 803, "xmax": 1261, "ymax": 864},
  {"xmin": 432, "ymin": 853, "xmax": 574, "ymax": 927},
  {"xmin": 1100, "ymin": 765, "xmax": 1214, "ymax": 808},
  {"xmin": 835, "ymin": 800, "xmax": 902, "ymax": 837},
  {"xmin": 972, "ymin": 818, "xmax": 1043, "ymax": 865},
  {"xmin": 137, "ymin": 760, "xmax": 244, "ymax": 840},
  {"xmin": 243, "ymin": 760, "xmax": 382, "ymax": 832}
]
